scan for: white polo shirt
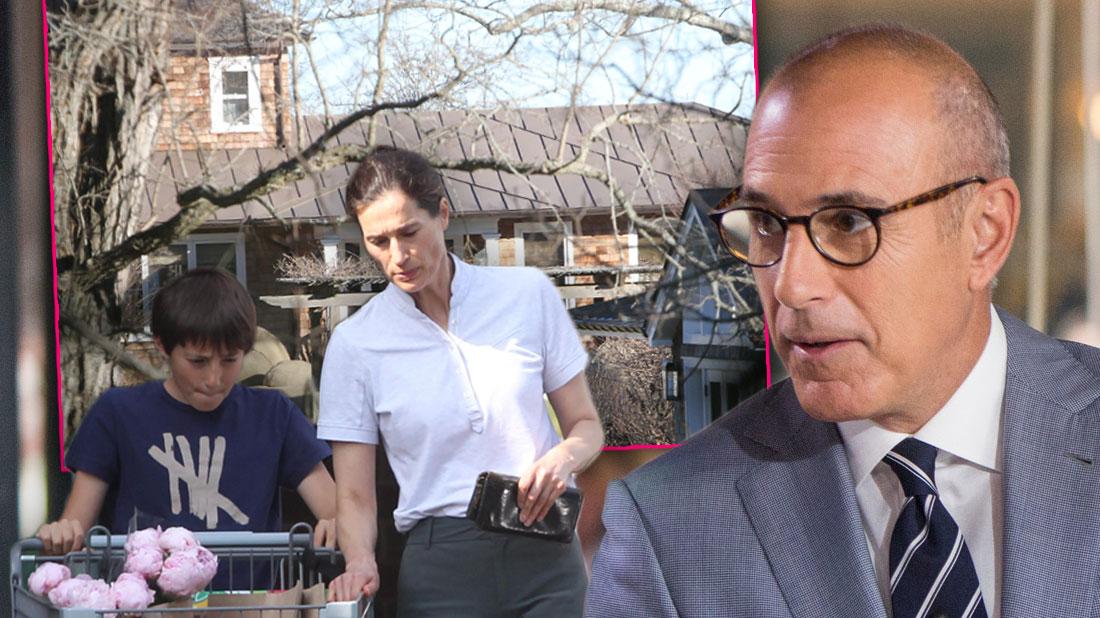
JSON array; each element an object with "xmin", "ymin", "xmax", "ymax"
[{"xmin": 317, "ymin": 256, "xmax": 588, "ymax": 532}]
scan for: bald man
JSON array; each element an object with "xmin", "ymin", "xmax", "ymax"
[{"xmin": 586, "ymin": 24, "xmax": 1100, "ymax": 618}]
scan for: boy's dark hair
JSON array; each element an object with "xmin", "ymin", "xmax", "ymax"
[
  {"xmin": 344, "ymin": 145, "xmax": 448, "ymax": 218},
  {"xmin": 151, "ymin": 267, "xmax": 256, "ymax": 354}
]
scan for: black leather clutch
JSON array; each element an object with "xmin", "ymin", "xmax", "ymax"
[{"xmin": 465, "ymin": 471, "xmax": 582, "ymax": 543}]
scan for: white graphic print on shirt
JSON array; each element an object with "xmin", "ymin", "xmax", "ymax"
[{"xmin": 147, "ymin": 433, "xmax": 250, "ymax": 527}]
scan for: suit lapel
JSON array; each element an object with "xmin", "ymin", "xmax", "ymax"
[
  {"xmin": 998, "ymin": 310, "xmax": 1100, "ymax": 617},
  {"xmin": 736, "ymin": 385, "xmax": 887, "ymax": 618}
]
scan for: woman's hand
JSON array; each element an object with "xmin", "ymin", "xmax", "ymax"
[
  {"xmin": 328, "ymin": 555, "xmax": 381, "ymax": 602},
  {"xmin": 517, "ymin": 447, "xmax": 576, "ymax": 527}
]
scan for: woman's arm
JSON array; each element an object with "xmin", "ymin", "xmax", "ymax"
[
  {"xmin": 35, "ymin": 471, "xmax": 109, "ymax": 554},
  {"xmin": 517, "ymin": 371, "xmax": 604, "ymax": 526},
  {"xmin": 327, "ymin": 442, "xmax": 381, "ymax": 602}
]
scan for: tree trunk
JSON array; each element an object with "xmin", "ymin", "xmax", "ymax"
[{"xmin": 50, "ymin": 0, "xmax": 171, "ymax": 439}]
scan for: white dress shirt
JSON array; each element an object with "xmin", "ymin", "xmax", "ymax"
[
  {"xmin": 838, "ymin": 305, "xmax": 1007, "ymax": 618},
  {"xmin": 317, "ymin": 255, "xmax": 588, "ymax": 532}
]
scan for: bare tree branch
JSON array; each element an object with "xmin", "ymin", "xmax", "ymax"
[
  {"xmin": 60, "ymin": 312, "xmax": 167, "ymax": 381},
  {"xmin": 71, "ymin": 87, "xmax": 465, "ymax": 290}
]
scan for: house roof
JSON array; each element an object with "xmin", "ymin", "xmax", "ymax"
[
  {"xmin": 169, "ymin": 0, "xmax": 294, "ymax": 54},
  {"xmin": 143, "ymin": 104, "xmax": 748, "ymax": 225}
]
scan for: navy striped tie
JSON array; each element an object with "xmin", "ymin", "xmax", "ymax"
[{"xmin": 884, "ymin": 438, "xmax": 988, "ymax": 618}]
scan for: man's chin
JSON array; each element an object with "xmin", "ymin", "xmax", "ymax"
[{"xmin": 790, "ymin": 379, "xmax": 874, "ymax": 424}]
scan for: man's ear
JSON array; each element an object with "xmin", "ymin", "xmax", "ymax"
[
  {"xmin": 154, "ymin": 337, "xmax": 168, "ymax": 358},
  {"xmin": 967, "ymin": 176, "xmax": 1020, "ymax": 292}
]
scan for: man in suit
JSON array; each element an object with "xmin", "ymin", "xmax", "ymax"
[{"xmin": 586, "ymin": 24, "xmax": 1100, "ymax": 618}]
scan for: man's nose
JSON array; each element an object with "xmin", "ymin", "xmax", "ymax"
[{"xmin": 770, "ymin": 225, "xmax": 833, "ymax": 309}]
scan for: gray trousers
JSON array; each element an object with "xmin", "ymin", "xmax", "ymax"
[{"xmin": 397, "ymin": 517, "xmax": 587, "ymax": 617}]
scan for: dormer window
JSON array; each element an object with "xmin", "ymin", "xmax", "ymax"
[{"xmin": 209, "ymin": 56, "xmax": 261, "ymax": 133}]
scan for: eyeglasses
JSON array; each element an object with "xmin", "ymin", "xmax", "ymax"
[{"xmin": 707, "ymin": 176, "xmax": 987, "ymax": 267}]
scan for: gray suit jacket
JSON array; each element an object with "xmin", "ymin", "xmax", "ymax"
[{"xmin": 586, "ymin": 309, "xmax": 1100, "ymax": 617}]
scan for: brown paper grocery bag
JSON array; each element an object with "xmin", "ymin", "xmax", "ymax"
[
  {"xmin": 143, "ymin": 582, "xmax": 326, "ymax": 617},
  {"xmin": 202, "ymin": 582, "xmax": 303, "ymax": 618},
  {"xmin": 302, "ymin": 582, "xmax": 325, "ymax": 618},
  {"xmin": 145, "ymin": 595, "xmax": 200, "ymax": 618}
]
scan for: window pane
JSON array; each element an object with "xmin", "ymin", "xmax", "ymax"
[
  {"xmin": 523, "ymin": 231, "xmax": 564, "ymax": 267},
  {"xmin": 709, "ymin": 381, "xmax": 723, "ymax": 422},
  {"xmin": 153, "ymin": 245, "xmax": 189, "ymax": 283},
  {"xmin": 124, "ymin": 245, "xmax": 187, "ymax": 329},
  {"xmin": 222, "ymin": 69, "xmax": 249, "ymax": 96},
  {"xmin": 195, "ymin": 242, "xmax": 237, "ymax": 274},
  {"xmin": 222, "ymin": 98, "xmax": 250, "ymax": 126}
]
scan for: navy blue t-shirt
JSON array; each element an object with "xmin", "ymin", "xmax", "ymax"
[{"xmin": 66, "ymin": 382, "xmax": 331, "ymax": 536}]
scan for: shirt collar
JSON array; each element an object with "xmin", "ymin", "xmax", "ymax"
[
  {"xmin": 838, "ymin": 304, "xmax": 1007, "ymax": 485},
  {"xmin": 382, "ymin": 253, "xmax": 469, "ymax": 316}
]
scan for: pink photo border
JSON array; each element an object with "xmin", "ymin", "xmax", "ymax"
[{"xmin": 41, "ymin": 0, "xmax": 68, "ymax": 473}]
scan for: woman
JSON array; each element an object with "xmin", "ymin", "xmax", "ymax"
[{"xmin": 318, "ymin": 146, "xmax": 604, "ymax": 616}]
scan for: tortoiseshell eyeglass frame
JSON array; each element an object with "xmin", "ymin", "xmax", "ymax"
[{"xmin": 707, "ymin": 175, "xmax": 988, "ymax": 267}]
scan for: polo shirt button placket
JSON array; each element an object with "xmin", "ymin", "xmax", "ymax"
[{"xmin": 442, "ymin": 330, "xmax": 485, "ymax": 434}]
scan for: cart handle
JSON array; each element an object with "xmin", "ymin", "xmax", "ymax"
[
  {"xmin": 10, "ymin": 537, "xmax": 46, "ymax": 588},
  {"xmin": 10, "ymin": 529, "xmax": 316, "ymax": 581},
  {"xmin": 320, "ymin": 594, "xmax": 373, "ymax": 618},
  {"xmin": 81, "ymin": 529, "xmax": 315, "ymax": 549}
]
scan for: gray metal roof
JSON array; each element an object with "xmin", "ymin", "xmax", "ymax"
[
  {"xmin": 145, "ymin": 104, "xmax": 748, "ymax": 224},
  {"xmin": 169, "ymin": 0, "xmax": 293, "ymax": 53}
]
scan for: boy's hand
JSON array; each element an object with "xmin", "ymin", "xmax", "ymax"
[
  {"xmin": 35, "ymin": 520, "xmax": 86, "ymax": 555},
  {"xmin": 313, "ymin": 518, "xmax": 337, "ymax": 549},
  {"xmin": 328, "ymin": 555, "xmax": 380, "ymax": 602}
]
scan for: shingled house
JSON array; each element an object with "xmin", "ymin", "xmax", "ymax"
[{"xmin": 571, "ymin": 188, "xmax": 767, "ymax": 440}]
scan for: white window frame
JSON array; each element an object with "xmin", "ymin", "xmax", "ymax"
[
  {"xmin": 513, "ymin": 221, "xmax": 574, "ymax": 267},
  {"xmin": 627, "ymin": 220, "xmax": 640, "ymax": 282},
  {"xmin": 141, "ymin": 233, "xmax": 247, "ymax": 292},
  {"xmin": 209, "ymin": 56, "xmax": 262, "ymax": 133},
  {"xmin": 321, "ymin": 235, "xmax": 341, "ymax": 269}
]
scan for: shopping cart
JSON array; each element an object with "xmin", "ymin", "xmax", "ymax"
[{"xmin": 11, "ymin": 524, "xmax": 372, "ymax": 618}]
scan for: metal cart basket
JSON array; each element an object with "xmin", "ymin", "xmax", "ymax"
[{"xmin": 11, "ymin": 524, "xmax": 371, "ymax": 618}]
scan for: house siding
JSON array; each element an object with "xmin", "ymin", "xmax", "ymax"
[{"xmin": 156, "ymin": 53, "xmax": 288, "ymax": 151}]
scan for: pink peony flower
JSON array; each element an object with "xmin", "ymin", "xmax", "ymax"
[
  {"xmin": 48, "ymin": 575, "xmax": 114, "ymax": 610},
  {"xmin": 156, "ymin": 546, "xmax": 217, "ymax": 598},
  {"xmin": 111, "ymin": 572, "xmax": 155, "ymax": 611},
  {"xmin": 47, "ymin": 574, "xmax": 90, "ymax": 607},
  {"xmin": 123, "ymin": 527, "xmax": 162, "ymax": 554},
  {"xmin": 157, "ymin": 527, "xmax": 198, "ymax": 553},
  {"xmin": 27, "ymin": 562, "xmax": 70, "ymax": 597},
  {"xmin": 123, "ymin": 546, "xmax": 163, "ymax": 580}
]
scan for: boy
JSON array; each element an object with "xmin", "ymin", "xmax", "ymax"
[{"xmin": 37, "ymin": 268, "xmax": 336, "ymax": 554}]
